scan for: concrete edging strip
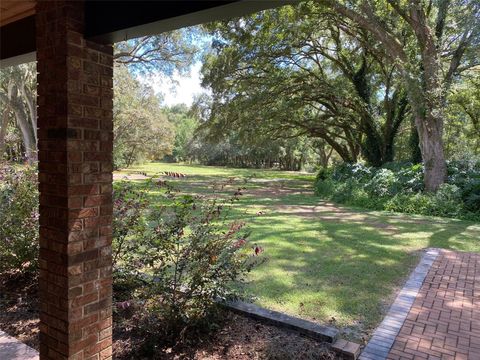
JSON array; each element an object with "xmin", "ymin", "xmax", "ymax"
[
  {"xmin": 359, "ymin": 248, "xmax": 440, "ymax": 360},
  {"xmin": 225, "ymin": 300, "xmax": 339, "ymax": 343},
  {"xmin": 0, "ymin": 330, "xmax": 39, "ymax": 360}
]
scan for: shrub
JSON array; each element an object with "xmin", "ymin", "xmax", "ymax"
[
  {"xmin": 384, "ymin": 193, "xmax": 434, "ymax": 215},
  {"xmin": 366, "ymin": 169, "xmax": 396, "ymax": 197},
  {"xmin": 113, "ymin": 182, "xmax": 262, "ymax": 343},
  {"xmin": 331, "ymin": 178, "xmax": 359, "ymax": 204},
  {"xmin": 314, "ymin": 178, "xmax": 335, "ymax": 197},
  {"xmin": 431, "ymin": 184, "xmax": 463, "ymax": 217},
  {"xmin": 331, "ymin": 162, "xmax": 372, "ymax": 182},
  {"xmin": 447, "ymin": 160, "xmax": 480, "ymax": 213},
  {"xmin": 394, "ymin": 164, "xmax": 424, "ymax": 193},
  {"xmin": 0, "ymin": 164, "xmax": 259, "ymax": 343},
  {"xmin": 315, "ymin": 167, "xmax": 332, "ymax": 182},
  {"xmin": 0, "ymin": 165, "xmax": 39, "ymax": 274},
  {"xmin": 112, "ymin": 180, "xmax": 151, "ymax": 265},
  {"xmin": 462, "ymin": 178, "xmax": 480, "ymax": 212},
  {"xmin": 315, "ymin": 161, "xmax": 480, "ymax": 220}
]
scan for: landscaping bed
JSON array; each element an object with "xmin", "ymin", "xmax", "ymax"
[{"xmin": 0, "ymin": 273, "xmax": 335, "ymax": 360}]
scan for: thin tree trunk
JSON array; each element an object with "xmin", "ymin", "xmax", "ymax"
[
  {"xmin": 409, "ymin": 117, "xmax": 422, "ymax": 164},
  {"xmin": 14, "ymin": 111, "xmax": 37, "ymax": 163},
  {"xmin": 0, "ymin": 110, "xmax": 9, "ymax": 159}
]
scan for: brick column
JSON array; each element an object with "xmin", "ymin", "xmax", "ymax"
[{"xmin": 36, "ymin": 1, "xmax": 113, "ymax": 359}]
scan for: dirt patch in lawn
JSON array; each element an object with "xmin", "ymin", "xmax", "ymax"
[
  {"xmin": 113, "ymin": 173, "xmax": 150, "ymax": 181},
  {"xmin": 247, "ymin": 181, "xmax": 400, "ymax": 233},
  {"xmin": 246, "ymin": 181, "xmax": 312, "ymax": 198},
  {"xmin": 0, "ymin": 273, "xmax": 334, "ymax": 360}
]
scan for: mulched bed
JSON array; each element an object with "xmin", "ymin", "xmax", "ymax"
[
  {"xmin": 0, "ymin": 272, "xmax": 39, "ymax": 349},
  {"xmin": 0, "ymin": 273, "xmax": 335, "ymax": 359}
]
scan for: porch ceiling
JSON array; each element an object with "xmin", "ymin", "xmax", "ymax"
[
  {"xmin": 0, "ymin": 0, "xmax": 297, "ymax": 67},
  {"xmin": 0, "ymin": 0, "xmax": 35, "ymax": 27}
]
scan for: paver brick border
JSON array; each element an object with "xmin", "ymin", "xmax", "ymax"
[{"xmin": 359, "ymin": 248, "xmax": 440, "ymax": 360}]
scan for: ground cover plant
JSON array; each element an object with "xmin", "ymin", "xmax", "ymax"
[
  {"xmin": 120, "ymin": 162, "xmax": 480, "ymax": 341},
  {"xmin": 314, "ymin": 161, "xmax": 480, "ymax": 221}
]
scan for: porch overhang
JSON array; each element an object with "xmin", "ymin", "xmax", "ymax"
[{"xmin": 0, "ymin": 0, "xmax": 296, "ymax": 67}]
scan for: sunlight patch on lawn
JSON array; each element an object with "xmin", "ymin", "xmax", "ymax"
[{"xmin": 114, "ymin": 162, "xmax": 480, "ymax": 340}]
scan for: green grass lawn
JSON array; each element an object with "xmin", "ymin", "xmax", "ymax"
[{"xmin": 115, "ymin": 162, "xmax": 480, "ymax": 339}]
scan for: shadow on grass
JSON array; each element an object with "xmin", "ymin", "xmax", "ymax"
[
  {"xmin": 113, "ymin": 167, "xmax": 480, "ymax": 340},
  {"xmin": 238, "ymin": 206, "xmax": 479, "ymax": 337}
]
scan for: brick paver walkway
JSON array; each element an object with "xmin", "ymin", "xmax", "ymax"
[{"xmin": 361, "ymin": 249, "xmax": 480, "ymax": 360}]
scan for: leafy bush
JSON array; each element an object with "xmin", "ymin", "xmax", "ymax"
[
  {"xmin": 331, "ymin": 162, "xmax": 373, "ymax": 182},
  {"xmin": 366, "ymin": 169, "xmax": 396, "ymax": 197},
  {"xmin": 431, "ymin": 184, "xmax": 463, "ymax": 217},
  {"xmin": 112, "ymin": 180, "xmax": 151, "ymax": 265},
  {"xmin": 447, "ymin": 160, "xmax": 480, "ymax": 213},
  {"xmin": 315, "ymin": 161, "xmax": 480, "ymax": 220},
  {"xmin": 113, "ymin": 181, "xmax": 262, "ymax": 343},
  {"xmin": 331, "ymin": 178, "xmax": 358, "ymax": 204},
  {"xmin": 462, "ymin": 179, "xmax": 480, "ymax": 212},
  {"xmin": 384, "ymin": 193, "xmax": 434, "ymax": 215},
  {"xmin": 0, "ymin": 165, "xmax": 39, "ymax": 274},
  {"xmin": 393, "ymin": 164, "xmax": 424, "ymax": 193},
  {"xmin": 0, "ymin": 164, "xmax": 258, "ymax": 343}
]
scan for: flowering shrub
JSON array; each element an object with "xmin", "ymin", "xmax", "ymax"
[
  {"xmin": 113, "ymin": 181, "xmax": 262, "ymax": 343},
  {"xmin": 315, "ymin": 161, "xmax": 480, "ymax": 220},
  {"xmin": 112, "ymin": 180, "xmax": 151, "ymax": 265},
  {"xmin": 0, "ymin": 164, "xmax": 260, "ymax": 342},
  {"xmin": 0, "ymin": 165, "xmax": 39, "ymax": 274}
]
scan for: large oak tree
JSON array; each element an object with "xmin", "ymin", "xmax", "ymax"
[
  {"xmin": 320, "ymin": 0, "xmax": 480, "ymax": 190},
  {"xmin": 202, "ymin": 2, "xmax": 410, "ymax": 167}
]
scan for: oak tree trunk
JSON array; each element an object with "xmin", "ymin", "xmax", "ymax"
[{"xmin": 415, "ymin": 113, "xmax": 446, "ymax": 192}]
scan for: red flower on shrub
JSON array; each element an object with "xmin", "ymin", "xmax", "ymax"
[
  {"xmin": 233, "ymin": 238, "xmax": 247, "ymax": 248},
  {"xmin": 116, "ymin": 301, "xmax": 131, "ymax": 310}
]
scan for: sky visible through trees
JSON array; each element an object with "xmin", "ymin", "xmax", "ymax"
[{"xmin": 144, "ymin": 61, "xmax": 208, "ymax": 107}]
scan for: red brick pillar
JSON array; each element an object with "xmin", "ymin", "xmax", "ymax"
[{"xmin": 36, "ymin": 1, "xmax": 114, "ymax": 359}]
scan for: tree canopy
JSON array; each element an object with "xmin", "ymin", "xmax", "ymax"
[
  {"xmin": 200, "ymin": 0, "xmax": 479, "ymax": 190},
  {"xmin": 113, "ymin": 65, "xmax": 175, "ymax": 169},
  {"xmin": 317, "ymin": 0, "xmax": 480, "ymax": 190},
  {"xmin": 1, "ymin": 1, "xmax": 479, "ymax": 191}
]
